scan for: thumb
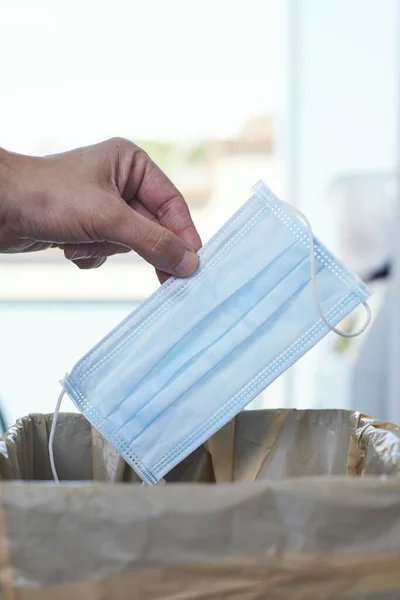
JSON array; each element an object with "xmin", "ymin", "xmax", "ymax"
[{"xmin": 103, "ymin": 200, "xmax": 199, "ymax": 277}]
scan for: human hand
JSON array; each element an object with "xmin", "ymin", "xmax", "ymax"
[{"xmin": 0, "ymin": 138, "xmax": 201, "ymax": 282}]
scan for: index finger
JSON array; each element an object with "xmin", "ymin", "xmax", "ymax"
[{"xmin": 126, "ymin": 148, "xmax": 202, "ymax": 252}]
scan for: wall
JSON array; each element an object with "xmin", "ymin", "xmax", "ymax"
[{"xmin": 284, "ymin": 0, "xmax": 399, "ymax": 410}]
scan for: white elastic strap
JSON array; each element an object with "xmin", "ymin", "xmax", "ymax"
[
  {"xmin": 283, "ymin": 201, "xmax": 371, "ymax": 338},
  {"xmin": 49, "ymin": 387, "xmax": 65, "ymax": 483}
]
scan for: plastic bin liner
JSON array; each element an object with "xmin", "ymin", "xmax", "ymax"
[{"xmin": 0, "ymin": 409, "xmax": 399, "ymax": 599}]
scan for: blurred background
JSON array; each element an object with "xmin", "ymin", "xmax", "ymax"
[{"xmin": 0, "ymin": 0, "xmax": 399, "ymax": 430}]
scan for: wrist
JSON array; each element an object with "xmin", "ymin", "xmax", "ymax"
[
  {"xmin": 0, "ymin": 149, "xmax": 13, "ymax": 198},
  {"xmin": 0, "ymin": 149, "xmax": 28, "ymax": 250},
  {"xmin": 0, "ymin": 148, "xmax": 30, "ymax": 204}
]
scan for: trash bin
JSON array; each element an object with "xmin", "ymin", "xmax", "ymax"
[{"xmin": 0, "ymin": 409, "xmax": 399, "ymax": 599}]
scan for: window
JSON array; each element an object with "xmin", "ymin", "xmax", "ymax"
[{"xmin": 0, "ymin": 0, "xmax": 286, "ymax": 423}]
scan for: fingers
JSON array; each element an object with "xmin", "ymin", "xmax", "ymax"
[
  {"xmin": 62, "ymin": 200, "xmax": 198, "ymax": 279},
  {"xmin": 130, "ymin": 199, "xmax": 170, "ymax": 283},
  {"xmin": 156, "ymin": 270, "xmax": 170, "ymax": 284},
  {"xmin": 99, "ymin": 199, "xmax": 199, "ymax": 277},
  {"xmin": 129, "ymin": 198, "xmax": 159, "ymax": 225},
  {"xmin": 63, "ymin": 241, "xmax": 130, "ymax": 261},
  {"xmin": 72, "ymin": 257, "xmax": 107, "ymax": 270},
  {"xmin": 128, "ymin": 198, "xmax": 196, "ymax": 284},
  {"xmin": 62, "ymin": 241, "xmax": 128, "ymax": 270},
  {"xmin": 125, "ymin": 149, "xmax": 202, "ymax": 252}
]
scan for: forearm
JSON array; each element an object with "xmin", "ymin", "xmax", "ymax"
[{"xmin": 0, "ymin": 149, "xmax": 13, "ymax": 227}]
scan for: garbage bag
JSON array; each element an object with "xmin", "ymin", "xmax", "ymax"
[{"xmin": 0, "ymin": 409, "xmax": 399, "ymax": 599}]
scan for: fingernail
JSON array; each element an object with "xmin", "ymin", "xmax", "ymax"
[
  {"xmin": 70, "ymin": 245, "xmax": 88, "ymax": 260},
  {"xmin": 93, "ymin": 257, "xmax": 107, "ymax": 269},
  {"xmin": 173, "ymin": 249, "xmax": 199, "ymax": 277}
]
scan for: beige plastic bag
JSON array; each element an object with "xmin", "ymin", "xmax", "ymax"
[{"xmin": 0, "ymin": 409, "xmax": 399, "ymax": 599}]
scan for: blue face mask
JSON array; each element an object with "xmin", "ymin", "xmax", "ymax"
[{"xmin": 49, "ymin": 181, "xmax": 370, "ymax": 485}]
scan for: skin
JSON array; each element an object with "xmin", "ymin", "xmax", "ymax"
[{"xmin": 0, "ymin": 137, "xmax": 202, "ymax": 283}]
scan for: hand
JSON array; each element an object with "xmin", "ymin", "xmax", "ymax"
[{"xmin": 0, "ymin": 138, "xmax": 201, "ymax": 282}]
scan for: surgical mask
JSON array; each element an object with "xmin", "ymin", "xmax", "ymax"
[{"xmin": 49, "ymin": 181, "xmax": 370, "ymax": 485}]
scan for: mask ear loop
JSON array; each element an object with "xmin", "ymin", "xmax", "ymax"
[
  {"xmin": 49, "ymin": 379, "xmax": 68, "ymax": 483},
  {"xmin": 283, "ymin": 202, "xmax": 371, "ymax": 338}
]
